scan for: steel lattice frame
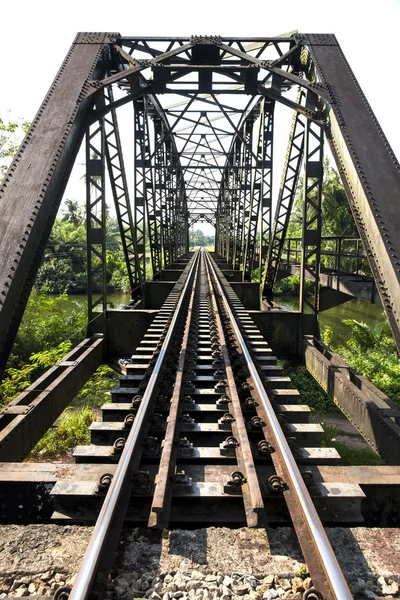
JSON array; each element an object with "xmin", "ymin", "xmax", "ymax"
[
  {"xmin": 299, "ymin": 116, "xmax": 324, "ymax": 318},
  {"xmin": 86, "ymin": 116, "xmax": 107, "ymax": 323},
  {"xmin": 261, "ymin": 89, "xmax": 307, "ymax": 299},
  {"xmin": 0, "ymin": 32, "xmax": 399, "ymax": 377}
]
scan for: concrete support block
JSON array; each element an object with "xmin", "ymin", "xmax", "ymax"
[
  {"xmin": 142, "ymin": 281, "xmax": 175, "ymax": 308},
  {"xmin": 249, "ymin": 310, "xmax": 317, "ymax": 356},
  {"xmin": 106, "ymin": 309, "xmax": 158, "ymax": 357},
  {"xmin": 230, "ymin": 282, "xmax": 260, "ymax": 310}
]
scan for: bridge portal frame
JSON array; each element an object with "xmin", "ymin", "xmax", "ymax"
[{"xmin": 0, "ymin": 32, "xmax": 399, "ymax": 380}]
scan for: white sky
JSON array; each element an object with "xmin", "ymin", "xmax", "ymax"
[{"xmin": 1, "ymin": 0, "xmax": 399, "ymax": 237}]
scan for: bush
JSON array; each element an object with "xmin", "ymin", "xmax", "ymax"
[
  {"xmin": 289, "ymin": 366, "xmax": 340, "ymax": 416},
  {"xmin": 336, "ymin": 319, "xmax": 400, "ymax": 402},
  {"xmin": 29, "ymin": 405, "xmax": 93, "ymax": 458}
]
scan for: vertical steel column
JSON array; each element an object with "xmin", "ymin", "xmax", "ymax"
[
  {"xmin": 239, "ymin": 114, "xmax": 255, "ymax": 278},
  {"xmin": 133, "ymin": 98, "xmax": 147, "ymax": 284},
  {"xmin": 243, "ymin": 100, "xmax": 274, "ymax": 281},
  {"xmin": 232, "ymin": 137, "xmax": 243, "ymax": 269},
  {"xmin": 226, "ymin": 157, "xmax": 236, "ymax": 264},
  {"xmin": 86, "ymin": 117, "xmax": 106, "ymax": 325},
  {"xmin": 163, "ymin": 139, "xmax": 174, "ymax": 267},
  {"xmin": 258, "ymin": 100, "xmax": 274, "ymax": 279},
  {"xmin": 144, "ymin": 111, "xmax": 161, "ymax": 279},
  {"xmin": 299, "ymin": 114, "xmax": 324, "ymax": 319},
  {"xmin": 103, "ymin": 87, "xmax": 138, "ymax": 295},
  {"xmin": 154, "ymin": 118, "xmax": 166, "ymax": 274},
  {"xmin": 261, "ymin": 89, "xmax": 306, "ymax": 300},
  {"xmin": 170, "ymin": 164, "xmax": 178, "ymax": 262}
]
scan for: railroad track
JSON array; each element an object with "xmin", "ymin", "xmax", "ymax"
[{"xmin": 51, "ymin": 250, "xmax": 355, "ymax": 600}]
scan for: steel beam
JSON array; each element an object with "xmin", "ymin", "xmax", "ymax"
[
  {"xmin": 304, "ymin": 337, "xmax": 400, "ymax": 465},
  {"xmin": 86, "ymin": 116, "xmax": 107, "ymax": 324},
  {"xmin": 261, "ymin": 89, "xmax": 306, "ymax": 300},
  {"xmin": 299, "ymin": 112, "xmax": 324, "ymax": 320},
  {"xmin": 239, "ymin": 114, "xmax": 255, "ymax": 276},
  {"xmin": 0, "ymin": 337, "xmax": 103, "ymax": 461},
  {"xmin": 301, "ymin": 33, "xmax": 400, "ymax": 352},
  {"xmin": 103, "ymin": 86, "xmax": 139, "ymax": 294},
  {"xmin": 0, "ymin": 33, "xmax": 117, "ymax": 379}
]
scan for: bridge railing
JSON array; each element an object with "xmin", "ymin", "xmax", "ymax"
[{"xmin": 282, "ymin": 236, "xmax": 371, "ymax": 280}]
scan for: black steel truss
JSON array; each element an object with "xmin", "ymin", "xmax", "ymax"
[
  {"xmin": 299, "ymin": 115, "xmax": 324, "ymax": 319},
  {"xmin": 0, "ymin": 32, "xmax": 400, "ymax": 377},
  {"xmin": 86, "ymin": 117, "xmax": 107, "ymax": 324}
]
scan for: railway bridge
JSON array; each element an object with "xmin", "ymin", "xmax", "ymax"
[{"xmin": 0, "ymin": 33, "xmax": 400, "ymax": 600}]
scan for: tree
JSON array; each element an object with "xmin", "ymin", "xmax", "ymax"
[
  {"xmin": 62, "ymin": 199, "xmax": 83, "ymax": 226},
  {"xmin": 287, "ymin": 159, "xmax": 357, "ymax": 239},
  {"xmin": 0, "ymin": 115, "xmax": 30, "ymax": 180}
]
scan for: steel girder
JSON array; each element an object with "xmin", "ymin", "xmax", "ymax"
[
  {"xmin": 261, "ymin": 89, "xmax": 306, "ymax": 300},
  {"xmin": 103, "ymin": 87, "xmax": 138, "ymax": 294},
  {"xmin": 133, "ymin": 98, "xmax": 151, "ymax": 284},
  {"xmin": 253, "ymin": 100, "xmax": 274, "ymax": 280},
  {"xmin": 299, "ymin": 117, "xmax": 324, "ymax": 318},
  {"xmin": 86, "ymin": 117, "xmax": 107, "ymax": 324},
  {"xmin": 1, "ymin": 32, "xmax": 400, "ymax": 379},
  {"xmin": 0, "ymin": 33, "xmax": 117, "ymax": 378},
  {"xmin": 298, "ymin": 34, "xmax": 400, "ymax": 351}
]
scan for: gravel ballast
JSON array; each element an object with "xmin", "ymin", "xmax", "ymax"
[{"xmin": 0, "ymin": 525, "xmax": 399, "ymax": 598}]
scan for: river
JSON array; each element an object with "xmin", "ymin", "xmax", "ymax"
[{"xmin": 276, "ymin": 296, "xmax": 386, "ymax": 347}]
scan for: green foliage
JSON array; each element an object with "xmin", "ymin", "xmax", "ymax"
[
  {"xmin": 30, "ymin": 405, "xmax": 93, "ymax": 458},
  {"xmin": 75, "ymin": 365, "xmax": 118, "ymax": 408},
  {"xmin": 287, "ymin": 158, "xmax": 357, "ymax": 240},
  {"xmin": 9, "ymin": 290, "xmax": 86, "ymax": 365},
  {"xmin": 321, "ymin": 325, "xmax": 333, "ymax": 346},
  {"xmin": 28, "ymin": 365, "xmax": 118, "ymax": 458},
  {"xmin": 296, "ymin": 565, "xmax": 309, "ymax": 579},
  {"xmin": 321, "ymin": 419, "xmax": 383, "ymax": 465},
  {"xmin": 321, "ymin": 424, "xmax": 339, "ymax": 446},
  {"xmin": 0, "ymin": 292, "xmax": 86, "ymax": 407},
  {"xmin": 34, "ymin": 204, "xmax": 131, "ymax": 294},
  {"xmin": 189, "ymin": 229, "xmax": 214, "ymax": 248},
  {"xmin": 335, "ymin": 318, "xmax": 400, "ymax": 401},
  {"xmin": 0, "ymin": 341, "xmax": 73, "ymax": 408},
  {"xmin": 0, "ymin": 115, "xmax": 30, "ymax": 180},
  {"xmin": 274, "ymin": 275, "xmax": 312, "ymax": 296},
  {"xmin": 289, "ymin": 366, "xmax": 341, "ymax": 416},
  {"xmin": 328, "ymin": 442, "xmax": 383, "ymax": 466}
]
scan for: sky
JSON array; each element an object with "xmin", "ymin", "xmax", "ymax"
[{"xmin": 1, "ymin": 0, "xmax": 399, "ymax": 236}]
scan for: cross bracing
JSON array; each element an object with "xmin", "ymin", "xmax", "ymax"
[{"xmin": 0, "ymin": 32, "xmax": 399, "ymax": 378}]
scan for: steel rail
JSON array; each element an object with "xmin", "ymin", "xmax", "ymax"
[
  {"xmin": 148, "ymin": 252, "xmax": 201, "ymax": 526},
  {"xmin": 203, "ymin": 251, "xmax": 264, "ymax": 527},
  {"xmin": 205, "ymin": 251, "xmax": 352, "ymax": 600},
  {"xmin": 69, "ymin": 251, "xmax": 200, "ymax": 600}
]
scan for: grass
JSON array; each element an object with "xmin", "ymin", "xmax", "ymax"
[
  {"xmin": 321, "ymin": 422, "xmax": 384, "ymax": 466},
  {"xmin": 331, "ymin": 442, "xmax": 384, "ymax": 465},
  {"xmin": 29, "ymin": 406, "xmax": 93, "ymax": 459},
  {"xmin": 289, "ymin": 366, "xmax": 341, "ymax": 417},
  {"xmin": 288, "ymin": 365, "xmax": 384, "ymax": 466},
  {"xmin": 28, "ymin": 365, "xmax": 119, "ymax": 459}
]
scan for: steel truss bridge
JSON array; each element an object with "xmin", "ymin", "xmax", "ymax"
[
  {"xmin": 0, "ymin": 32, "xmax": 400, "ymax": 600},
  {"xmin": 0, "ymin": 32, "xmax": 399, "ymax": 377}
]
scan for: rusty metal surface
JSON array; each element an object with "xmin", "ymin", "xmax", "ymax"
[
  {"xmin": 148, "ymin": 254, "xmax": 200, "ymax": 526},
  {"xmin": 304, "ymin": 336, "xmax": 400, "ymax": 464},
  {"xmin": 0, "ymin": 34, "xmax": 117, "ymax": 379},
  {"xmin": 205, "ymin": 254, "xmax": 265, "ymax": 526},
  {"xmin": 208, "ymin": 255, "xmax": 351, "ymax": 600},
  {"xmin": 69, "ymin": 254, "xmax": 198, "ymax": 600},
  {"xmin": 0, "ymin": 337, "xmax": 103, "ymax": 461},
  {"xmin": 300, "ymin": 33, "xmax": 400, "ymax": 352}
]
